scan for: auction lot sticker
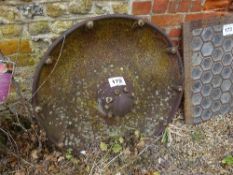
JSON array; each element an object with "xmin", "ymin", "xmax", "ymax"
[{"xmin": 0, "ymin": 60, "xmax": 14, "ymax": 103}]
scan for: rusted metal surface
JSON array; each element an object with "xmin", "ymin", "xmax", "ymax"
[
  {"xmin": 183, "ymin": 16, "xmax": 233, "ymax": 124},
  {"xmin": 32, "ymin": 15, "xmax": 183, "ymax": 150}
]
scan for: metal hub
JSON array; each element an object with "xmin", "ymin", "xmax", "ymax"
[{"xmin": 97, "ymin": 78, "xmax": 134, "ymax": 117}]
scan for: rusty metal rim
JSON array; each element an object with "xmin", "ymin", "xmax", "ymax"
[{"xmin": 32, "ymin": 14, "xmax": 184, "ymax": 139}]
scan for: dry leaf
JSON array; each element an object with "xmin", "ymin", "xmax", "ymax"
[{"xmin": 15, "ymin": 170, "xmax": 25, "ymax": 175}]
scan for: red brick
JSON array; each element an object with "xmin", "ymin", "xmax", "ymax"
[
  {"xmin": 132, "ymin": 1, "xmax": 152, "ymax": 15},
  {"xmin": 168, "ymin": 0, "xmax": 179, "ymax": 13},
  {"xmin": 153, "ymin": 0, "xmax": 169, "ymax": 13},
  {"xmin": 177, "ymin": 0, "xmax": 191, "ymax": 12},
  {"xmin": 185, "ymin": 12, "xmax": 225, "ymax": 22},
  {"xmin": 191, "ymin": 0, "xmax": 202, "ymax": 12},
  {"xmin": 152, "ymin": 15, "xmax": 184, "ymax": 27},
  {"xmin": 204, "ymin": 0, "xmax": 230, "ymax": 10},
  {"xmin": 169, "ymin": 28, "xmax": 182, "ymax": 37},
  {"xmin": 185, "ymin": 13, "xmax": 209, "ymax": 21},
  {"xmin": 0, "ymin": 39, "xmax": 32, "ymax": 55}
]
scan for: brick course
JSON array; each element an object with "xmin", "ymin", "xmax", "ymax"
[
  {"xmin": 152, "ymin": 14, "xmax": 184, "ymax": 27},
  {"xmin": 191, "ymin": 0, "xmax": 202, "ymax": 12},
  {"xmin": 153, "ymin": 0, "xmax": 169, "ymax": 13},
  {"xmin": 169, "ymin": 28, "xmax": 182, "ymax": 38},
  {"xmin": 177, "ymin": 0, "xmax": 191, "ymax": 12},
  {"xmin": 132, "ymin": 1, "xmax": 152, "ymax": 15}
]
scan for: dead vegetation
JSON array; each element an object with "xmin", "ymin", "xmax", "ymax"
[
  {"xmin": 0, "ymin": 92, "xmax": 233, "ymax": 175},
  {"xmin": 0, "ymin": 49, "xmax": 232, "ymax": 175}
]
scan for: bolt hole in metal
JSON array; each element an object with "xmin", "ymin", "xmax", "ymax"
[{"xmin": 32, "ymin": 15, "xmax": 183, "ymax": 150}]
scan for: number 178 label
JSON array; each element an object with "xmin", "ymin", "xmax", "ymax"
[{"xmin": 108, "ymin": 77, "xmax": 126, "ymax": 87}]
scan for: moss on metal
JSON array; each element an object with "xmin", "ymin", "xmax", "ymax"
[{"xmin": 33, "ymin": 17, "xmax": 183, "ymax": 150}]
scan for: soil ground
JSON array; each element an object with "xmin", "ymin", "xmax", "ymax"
[{"xmin": 0, "ymin": 106, "xmax": 232, "ymax": 175}]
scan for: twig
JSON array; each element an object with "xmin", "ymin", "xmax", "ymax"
[
  {"xmin": 169, "ymin": 124, "xmax": 193, "ymax": 132},
  {"xmin": 114, "ymin": 136, "xmax": 162, "ymax": 173},
  {"xmin": 95, "ymin": 147, "xmax": 112, "ymax": 167},
  {"xmin": 169, "ymin": 130, "xmax": 186, "ymax": 137},
  {"xmin": 103, "ymin": 152, "xmax": 124, "ymax": 169},
  {"xmin": 0, "ymin": 128, "xmax": 19, "ymax": 154},
  {"xmin": 1, "ymin": 142, "xmax": 48, "ymax": 174},
  {"xmin": 31, "ymin": 35, "xmax": 66, "ymax": 99},
  {"xmin": 89, "ymin": 158, "xmax": 97, "ymax": 175},
  {"xmin": 6, "ymin": 147, "xmax": 34, "ymax": 167},
  {"xmin": 11, "ymin": 78, "xmax": 43, "ymax": 150}
]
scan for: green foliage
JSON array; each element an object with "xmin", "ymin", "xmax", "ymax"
[
  {"xmin": 112, "ymin": 143, "xmax": 122, "ymax": 153},
  {"xmin": 65, "ymin": 148, "xmax": 73, "ymax": 160},
  {"xmin": 191, "ymin": 129, "xmax": 204, "ymax": 142},
  {"xmin": 118, "ymin": 137, "xmax": 124, "ymax": 144},
  {"xmin": 161, "ymin": 127, "xmax": 169, "ymax": 145},
  {"xmin": 222, "ymin": 155, "xmax": 233, "ymax": 166},
  {"xmin": 134, "ymin": 130, "xmax": 140, "ymax": 139},
  {"xmin": 152, "ymin": 171, "xmax": 160, "ymax": 175},
  {"xmin": 100, "ymin": 142, "xmax": 108, "ymax": 151},
  {"xmin": 100, "ymin": 135, "xmax": 124, "ymax": 153}
]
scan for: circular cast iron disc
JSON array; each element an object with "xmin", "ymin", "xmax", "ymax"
[{"xmin": 32, "ymin": 15, "xmax": 183, "ymax": 150}]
